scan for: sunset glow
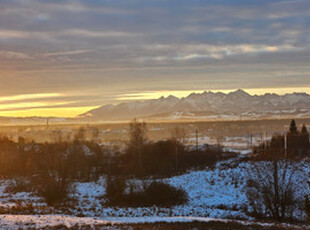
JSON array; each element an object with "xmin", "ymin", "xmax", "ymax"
[
  {"xmin": 0, "ymin": 93, "xmax": 63, "ymax": 102},
  {"xmin": 0, "ymin": 1, "xmax": 310, "ymax": 227},
  {"xmin": 0, "ymin": 0, "xmax": 309, "ymax": 118},
  {"xmin": 0, "ymin": 106, "xmax": 98, "ymax": 118}
]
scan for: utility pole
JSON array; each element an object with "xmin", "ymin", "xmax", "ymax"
[
  {"xmin": 138, "ymin": 139, "xmax": 142, "ymax": 171},
  {"xmin": 264, "ymin": 130, "xmax": 267, "ymax": 148},
  {"xmin": 195, "ymin": 129, "xmax": 199, "ymax": 151},
  {"xmin": 284, "ymin": 126, "xmax": 287, "ymax": 158},
  {"xmin": 250, "ymin": 133, "xmax": 253, "ymax": 149},
  {"xmin": 175, "ymin": 143, "xmax": 178, "ymax": 171},
  {"xmin": 46, "ymin": 118, "xmax": 49, "ymax": 130},
  {"xmin": 107, "ymin": 140, "xmax": 111, "ymax": 175}
]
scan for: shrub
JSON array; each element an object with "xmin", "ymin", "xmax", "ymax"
[
  {"xmin": 33, "ymin": 171, "xmax": 72, "ymax": 205},
  {"xmin": 121, "ymin": 138, "xmax": 235, "ymax": 178},
  {"xmin": 4, "ymin": 178, "xmax": 33, "ymax": 194},
  {"xmin": 144, "ymin": 182, "xmax": 188, "ymax": 206},
  {"xmin": 108, "ymin": 181, "xmax": 188, "ymax": 207},
  {"xmin": 105, "ymin": 175, "xmax": 126, "ymax": 204}
]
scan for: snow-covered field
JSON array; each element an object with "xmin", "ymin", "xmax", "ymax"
[
  {"xmin": 0, "ymin": 157, "xmax": 310, "ymax": 228},
  {"xmin": 70, "ymin": 158, "xmax": 309, "ymax": 220},
  {"xmin": 0, "ymin": 215, "xmax": 308, "ymax": 229}
]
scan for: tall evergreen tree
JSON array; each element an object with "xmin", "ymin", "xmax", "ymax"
[
  {"xmin": 289, "ymin": 119, "xmax": 298, "ymax": 134},
  {"xmin": 301, "ymin": 124, "xmax": 308, "ymax": 134}
]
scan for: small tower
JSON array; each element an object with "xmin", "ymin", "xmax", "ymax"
[{"xmin": 46, "ymin": 118, "xmax": 49, "ymax": 130}]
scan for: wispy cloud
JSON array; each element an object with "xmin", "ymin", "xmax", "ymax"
[
  {"xmin": 0, "ymin": 51, "xmax": 33, "ymax": 59},
  {"xmin": 117, "ymin": 90, "xmax": 206, "ymax": 100},
  {"xmin": 0, "ymin": 93, "xmax": 63, "ymax": 103},
  {"xmin": 44, "ymin": 49, "xmax": 92, "ymax": 57},
  {"xmin": 0, "ymin": 106, "xmax": 98, "ymax": 117},
  {"xmin": 65, "ymin": 29, "xmax": 137, "ymax": 38},
  {"xmin": 0, "ymin": 101, "xmax": 72, "ymax": 111},
  {"xmin": 0, "ymin": 29, "xmax": 138, "ymax": 40},
  {"xmin": 0, "ymin": 30, "xmax": 26, "ymax": 39},
  {"xmin": 137, "ymin": 44, "xmax": 301, "ymax": 62}
]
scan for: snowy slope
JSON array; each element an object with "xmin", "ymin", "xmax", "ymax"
[
  {"xmin": 0, "ymin": 215, "xmax": 308, "ymax": 229},
  {"xmin": 0, "ymin": 158, "xmax": 310, "ymax": 228}
]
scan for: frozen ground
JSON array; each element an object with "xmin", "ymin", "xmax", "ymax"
[
  {"xmin": 72, "ymin": 158, "xmax": 309, "ymax": 220},
  {"xmin": 0, "ymin": 158, "xmax": 310, "ymax": 228},
  {"xmin": 0, "ymin": 215, "xmax": 309, "ymax": 229},
  {"xmin": 0, "ymin": 215, "xmax": 112, "ymax": 229},
  {"xmin": 67, "ymin": 158, "xmax": 249, "ymax": 219}
]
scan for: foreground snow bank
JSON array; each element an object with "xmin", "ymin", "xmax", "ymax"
[
  {"xmin": 0, "ymin": 215, "xmax": 112, "ymax": 229},
  {"xmin": 1, "ymin": 158, "xmax": 310, "ymax": 221},
  {"xmin": 0, "ymin": 215, "xmax": 308, "ymax": 230},
  {"xmin": 72, "ymin": 158, "xmax": 310, "ymax": 220}
]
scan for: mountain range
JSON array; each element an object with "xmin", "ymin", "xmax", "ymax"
[{"xmin": 80, "ymin": 89, "xmax": 310, "ymax": 121}]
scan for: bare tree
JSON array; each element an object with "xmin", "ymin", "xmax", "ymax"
[
  {"xmin": 171, "ymin": 127, "xmax": 187, "ymax": 145},
  {"xmin": 34, "ymin": 143, "xmax": 73, "ymax": 205},
  {"xmin": 50, "ymin": 130, "xmax": 63, "ymax": 143},
  {"xmin": 91, "ymin": 127, "xmax": 100, "ymax": 142},
  {"xmin": 128, "ymin": 118, "xmax": 148, "ymax": 169},
  {"xmin": 170, "ymin": 127, "xmax": 187, "ymax": 170},
  {"xmin": 74, "ymin": 127, "xmax": 86, "ymax": 142},
  {"xmin": 216, "ymin": 135, "xmax": 224, "ymax": 152},
  {"xmin": 246, "ymin": 158, "xmax": 302, "ymax": 221}
]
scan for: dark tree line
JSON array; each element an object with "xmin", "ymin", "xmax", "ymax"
[
  {"xmin": 117, "ymin": 119, "xmax": 235, "ymax": 177},
  {"xmin": 0, "ymin": 119, "xmax": 234, "ymax": 204}
]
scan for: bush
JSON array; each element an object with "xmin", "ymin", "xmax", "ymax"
[
  {"xmin": 33, "ymin": 171, "xmax": 72, "ymax": 205},
  {"xmin": 144, "ymin": 182, "xmax": 188, "ymax": 206},
  {"xmin": 4, "ymin": 178, "xmax": 33, "ymax": 194},
  {"xmin": 121, "ymin": 139, "xmax": 231, "ymax": 178},
  {"xmin": 107, "ymin": 180, "xmax": 188, "ymax": 207},
  {"xmin": 105, "ymin": 175, "xmax": 126, "ymax": 204}
]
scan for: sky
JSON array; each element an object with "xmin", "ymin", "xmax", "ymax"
[{"xmin": 0, "ymin": 0, "xmax": 310, "ymax": 117}]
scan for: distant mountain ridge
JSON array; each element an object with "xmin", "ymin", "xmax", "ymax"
[{"xmin": 80, "ymin": 89, "xmax": 310, "ymax": 121}]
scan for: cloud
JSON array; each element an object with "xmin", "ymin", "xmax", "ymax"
[
  {"xmin": 137, "ymin": 44, "xmax": 302, "ymax": 62},
  {"xmin": 64, "ymin": 29, "xmax": 137, "ymax": 38},
  {"xmin": 0, "ymin": 101, "xmax": 72, "ymax": 111},
  {"xmin": 44, "ymin": 49, "xmax": 92, "ymax": 57},
  {"xmin": 0, "ymin": 106, "xmax": 98, "ymax": 117},
  {"xmin": 0, "ymin": 30, "xmax": 26, "ymax": 39},
  {"xmin": 0, "ymin": 29, "xmax": 138, "ymax": 41},
  {"xmin": 0, "ymin": 0, "xmax": 309, "ymax": 116},
  {"xmin": 0, "ymin": 93, "xmax": 63, "ymax": 102},
  {"xmin": 0, "ymin": 51, "xmax": 32, "ymax": 59},
  {"xmin": 0, "ymin": 91, "xmax": 98, "ymax": 117}
]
